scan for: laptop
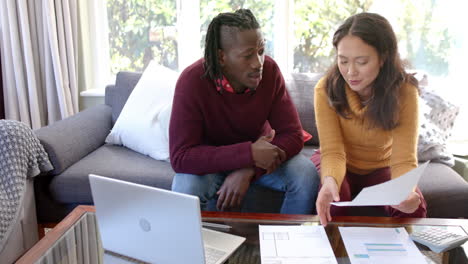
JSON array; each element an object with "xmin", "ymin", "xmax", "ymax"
[{"xmin": 89, "ymin": 174, "xmax": 246, "ymax": 264}]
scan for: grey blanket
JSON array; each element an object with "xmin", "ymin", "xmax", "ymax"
[{"xmin": 0, "ymin": 120, "xmax": 53, "ymax": 252}]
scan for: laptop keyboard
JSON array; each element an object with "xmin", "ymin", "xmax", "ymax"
[{"xmin": 204, "ymin": 246, "xmax": 227, "ymax": 264}]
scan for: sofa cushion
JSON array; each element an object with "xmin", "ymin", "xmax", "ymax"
[
  {"xmin": 49, "ymin": 144, "xmax": 175, "ymax": 204},
  {"xmin": 418, "ymin": 162, "xmax": 468, "ymax": 218},
  {"xmin": 106, "ymin": 62, "xmax": 178, "ymax": 161},
  {"xmin": 49, "ymin": 146, "xmax": 317, "ymax": 210},
  {"xmin": 418, "ymin": 88, "xmax": 459, "ymax": 166},
  {"xmin": 285, "ymin": 73, "xmax": 323, "ymax": 146}
]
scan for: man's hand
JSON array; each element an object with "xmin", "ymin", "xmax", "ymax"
[
  {"xmin": 391, "ymin": 191, "xmax": 421, "ymax": 213},
  {"xmin": 216, "ymin": 167, "xmax": 255, "ymax": 211},
  {"xmin": 251, "ymin": 130, "xmax": 287, "ymax": 174},
  {"xmin": 316, "ymin": 176, "xmax": 340, "ymax": 226}
]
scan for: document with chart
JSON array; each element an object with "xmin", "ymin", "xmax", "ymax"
[
  {"xmin": 339, "ymin": 227, "xmax": 426, "ymax": 264},
  {"xmin": 259, "ymin": 225, "xmax": 337, "ymax": 264}
]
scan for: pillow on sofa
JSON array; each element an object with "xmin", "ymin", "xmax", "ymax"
[
  {"xmin": 105, "ymin": 61, "xmax": 179, "ymax": 161},
  {"xmin": 284, "ymin": 72, "xmax": 324, "ymax": 146},
  {"xmin": 417, "ymin": 86, "xmax": 459, "ymax": 166}
]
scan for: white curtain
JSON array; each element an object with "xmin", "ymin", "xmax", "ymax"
[
  {"xmin": 176, "ymin": 0, "xmax": 201, "ymax": 71},
  {"xmin": 0, "ymin": 0, "xmax": 109, "ymax": 129},
  {"xmin": 77, "ymin": 0, "xmax": 110, "ymax": 99}
]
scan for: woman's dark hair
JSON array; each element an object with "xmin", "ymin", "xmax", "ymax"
[
  {"xmin": 203, "ymin": 9, "xmax": 260, "ymax": 81},
  {"xmin": 325, "ymin": 12, "xmax": 417, "ymax": 130}
]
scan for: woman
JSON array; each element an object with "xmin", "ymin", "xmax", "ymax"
[{"xmin": 313, "ymin": 12, "xmax": 426, "ymax": 226}]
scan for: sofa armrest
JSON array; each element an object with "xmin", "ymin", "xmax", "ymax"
[
  {"xmin": 35, "ymin": 104, "xmax": 112, "ymax": 175},
  {"xmin": 0, "ymin": 179, "xmax": 38, "ymax": 263}
]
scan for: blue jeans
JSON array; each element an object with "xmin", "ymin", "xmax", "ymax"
[{"xmin": 171, "ymin": 154, "xmax": 319, "ymax": 214}]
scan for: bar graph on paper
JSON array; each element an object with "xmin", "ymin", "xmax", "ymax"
[
  {"xmin": 339, "ymin": 227, "xmax": 426, "ymax": 264},
  {"xmin": 364, "ymin": 243, "xmax": 407, "ymax": 257}
]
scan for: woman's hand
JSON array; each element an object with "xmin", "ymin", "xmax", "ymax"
[
  {"xmin": 391, "ymin": 191, "xmax": 421, "ymax": 213},
  {"xmin": 316, "ymin": 176, "xmax": 340, "ymax": 226}
]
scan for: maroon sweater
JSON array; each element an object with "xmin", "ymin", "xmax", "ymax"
[{"xmin": 169, "ymin": 56, "xmax": 303, "ymax": 178}]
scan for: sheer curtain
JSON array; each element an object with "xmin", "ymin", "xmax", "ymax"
[{"xmin": 0, "ymin": 0, "xmax": 109, "ymax": 129}]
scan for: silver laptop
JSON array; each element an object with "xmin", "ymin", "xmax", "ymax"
[{"xmin": 89, "ymin": 174, "xmax": 245, "ymax": 264}]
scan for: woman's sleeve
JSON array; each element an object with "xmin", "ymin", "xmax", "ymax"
[
  {"xmin": 390, "ymin": 83, "xmax": 419, "ymax": 178},
  {"xmin": 314, "ymin": 78, "xmax": 347, "ymax": 188}
]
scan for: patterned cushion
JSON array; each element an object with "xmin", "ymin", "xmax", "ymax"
[
  {"xmin": 285, "ymin": 73, "xmax": 323, "ymax": 145},
  {"xmin": 418, "ymin": 87, "xmax": 459, "ymax": 166}
]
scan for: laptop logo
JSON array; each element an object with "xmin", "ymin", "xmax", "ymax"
[{"xmin": 139, "ymin": 218, "xmax": 151, "ymax": 232}]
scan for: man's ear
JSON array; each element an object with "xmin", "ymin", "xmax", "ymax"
[{"xmin": 218, "ymin": 49, "xmax": 225, "ymax": 67}]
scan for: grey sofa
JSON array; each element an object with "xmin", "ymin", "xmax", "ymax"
[{"xmin": 34, "ymin": 71, "xmax": 468, "ymax": 223}]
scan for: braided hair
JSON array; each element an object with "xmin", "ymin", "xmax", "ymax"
[{"xmin": 203, "ymin": 9, "xmax": 260, "ymax": 84}]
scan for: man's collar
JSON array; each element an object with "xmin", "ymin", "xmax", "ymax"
[{"xmin": 214, "ymin": 75, "xmax": 248, "ymax": 94}]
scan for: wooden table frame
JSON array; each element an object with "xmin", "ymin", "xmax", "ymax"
[{"xmin": 16, "ymin": 205, "xmax": 468, "ymax": 263}]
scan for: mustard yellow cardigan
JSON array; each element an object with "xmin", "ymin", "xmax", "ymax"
[{"xmin": 314, "ymin": 77, "xmax": 419, "ymax": 189}]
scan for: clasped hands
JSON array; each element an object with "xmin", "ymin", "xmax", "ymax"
[
  {"xmin": 216, "ymin": 130, "xmax": 286, "ymax": 211},
  {"xmin": 316, "ymin": 176, "xmax": 422, "ymax": 226},
  {"xmin": 251, "ymin": 129, "xmax": 286, "ymax": 174}
]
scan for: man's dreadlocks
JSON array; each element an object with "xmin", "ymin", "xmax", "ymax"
[{"xmin": 203, "ymin": 9, "xmax": 260, "ymax": 82}]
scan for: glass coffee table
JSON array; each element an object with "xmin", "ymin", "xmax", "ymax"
[{"xmin": 17, "ymin": 205, "xmax": 468, "ymax": 263}]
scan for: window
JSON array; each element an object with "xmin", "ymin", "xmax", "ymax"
[
  {"xmin": 368, "ymin": 0, "xmax": 467, "ymax": 143},
  {"xmin": 105, "ymin": 0, "xmax": 467, "ymax": 141},
  {"xmin": 199, "ymin": 0, "xmax": 275, "ymax": 57},
  {"xmin": 107, "ymin": 0, "xmax": 178, "ymax": 74},
  {"xmin": 293, "ymin": 0, "xmax": 371, "ymax": 73},
  {"xmin": 106, "ymin": 0, "xmax": 458, "ymax": 77}
]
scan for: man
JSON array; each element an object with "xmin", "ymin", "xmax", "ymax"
[{"xmin": 169, "ymin": 9, "xmax": 319, "ymax": 214}]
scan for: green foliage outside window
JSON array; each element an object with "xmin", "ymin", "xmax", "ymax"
[
  {"xmin": 293, "ymin": 0, "xmax": 451, "ymax": 75},
  {"xmin": 397, "ymin": 0, "xmax": 450, "ymax": 75},
  {"xmin": 107, "ymin": 0, "xmax": 451, "ymax": 76},
  {"xmin": 107, "ymin": 0, "xmax": 177, "ymax": 74},
  {"xmin": 293, "ymin": 0, "xmax": 373, "ymax": 72},
  {"xmin": 199, "ymin": 0, "xmax": 274, "ymax": 56}
]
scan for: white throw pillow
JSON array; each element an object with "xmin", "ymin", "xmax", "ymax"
[{"xmin": 105, "ymin": 61, "xmax": 179, "ymax": 161}]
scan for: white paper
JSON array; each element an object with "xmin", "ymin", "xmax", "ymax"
[
  {"xmin": 332, "ymin": 161, "xmax": 429, "ymax": 206},
  {"xmin": 339, "ymin": 227, "xmax": 427, "ymax": 264},
  {"xmin": 259, "ymin": 225, "xmax": 337, "ymax": 264}
]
